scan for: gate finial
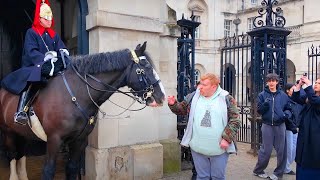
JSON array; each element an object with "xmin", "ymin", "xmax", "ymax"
[{"xmin": 253, "ymin": 0, "xmax": 286, "ymax": 28}]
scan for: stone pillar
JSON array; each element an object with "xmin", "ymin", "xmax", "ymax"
[{"xmin": 84, "ymin": 0, "xmax": 179, "ymax": 179}]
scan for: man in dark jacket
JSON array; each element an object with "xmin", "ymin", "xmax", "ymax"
[
  {"xmin": 1, "ymin": 0, "xmax": 68, "ymax": 125},
  {"xmin": 253, "ymin": 73, "xmax": 291, "ymax": 180}
]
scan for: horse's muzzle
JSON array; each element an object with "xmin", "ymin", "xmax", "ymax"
[{"xmin": 146, "ymin": 97, "xmax": 164, "ymax": 107}]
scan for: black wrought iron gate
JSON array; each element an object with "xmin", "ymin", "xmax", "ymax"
[
  {"xmin": 221, "ymin": 0, "xmax": 291, "ymax": 153},
  {"xmin": 177, "ymin": 0, "xmax": 291, "ymax": 159},
  {"xmin": 220, "ymin": 34, "xmax": 252, "ymax": 143},
  {"xmin": 176, "ymin": 14, "xmax": 200, "ymax": 164},
  {"xmin": 307, "ymin": 45, "xmax": 320, "ymax": 81}
]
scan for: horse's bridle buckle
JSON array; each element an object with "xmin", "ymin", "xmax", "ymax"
[{"xmin": 136, "ymin": 68, "xmax": 145, "ymax": 75}]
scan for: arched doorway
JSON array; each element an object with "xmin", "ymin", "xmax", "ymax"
[
  {"xmin": 223, "ymin": 64, "xmax": 236, "ymax": 97},
  {"xmin": 286, "ymin": 59, "xmax": 296, "ymax": 83},
  {"xmin": 0, "ymin": 0, "xmax": 35, "ymax": 79}
]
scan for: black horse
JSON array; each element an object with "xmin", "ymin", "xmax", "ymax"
[{"xmin": 0, "ymin": 42, "xmax": 166, "ymax": 180}]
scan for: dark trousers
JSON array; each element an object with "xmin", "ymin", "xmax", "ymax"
[
  {"xmin": 296, "ymin": 164, "xmax": 320, "ymax": 180},
  {"xmin": 253, "ymin": 123, "xmax": 287, "ymax": 177}
]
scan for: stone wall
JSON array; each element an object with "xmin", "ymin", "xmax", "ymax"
[{"xmin": 84, "ymin": 0, "xmax": 180, "ymax": 179}]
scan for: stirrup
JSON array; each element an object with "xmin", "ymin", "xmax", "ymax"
[{"xmin": 14, "ymin": 111, "xmax": 29, "ymax": 125}]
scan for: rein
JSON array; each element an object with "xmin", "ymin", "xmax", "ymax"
[{"xmin": 62, "ymin": 50, "xmax": 158, "ymax": 118}]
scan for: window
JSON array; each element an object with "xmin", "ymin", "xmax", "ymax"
[
  {"xmin": 195, "ymin": 69, "xmax": 201, "ymax": 84},
  {"xmin": 224, "ymin": 20, "xmax": 232, "ymax": 37},
  {"xmin": 251, "ymin": 0, "xmax": 257, "ymax": 4},
  {"xmin": 194, "ymin": 16, "xmax": 200, "ymax": 39},
  {"xmin": 248, "ymin": 17, "xmax": 254, "ymax": 31}
]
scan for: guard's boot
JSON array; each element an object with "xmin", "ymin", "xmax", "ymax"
[
  {"xmin": 14, "ymin": 85, "xmax": 38, "ymax": 125},
  {"xmin": 14, "ymin": 91, "xmax": 28, "ymax": 125}
]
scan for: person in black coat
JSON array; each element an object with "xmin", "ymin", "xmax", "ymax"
[
  {"xmin": 1, "ymin": 0, "xmax": 68, "ymax": 125},
  {"xmin": 291, "ymin": 75, "xmax": 320, "ymax": 179}
]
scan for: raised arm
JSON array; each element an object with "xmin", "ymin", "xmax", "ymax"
[
  {"xmin": 304, "ymin": 86, "xmax": 320, "ymax": 105},
  {"xmin": 291, "ymin": 79, "xmax": 307, "ymax": 104},
  {"xmin": 299, "ymin": 76, "xmax": 320, "ymax": 105},
  {"xmin": 167, "ymin": 96, "xmax": 189, "ymax": 116},
  {"xmin": 292, "ymin": 90, "xmax": 307, "ymax": 105}
]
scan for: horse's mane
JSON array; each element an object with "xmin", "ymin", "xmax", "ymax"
[
  {"xmin": 70, "ymin": 48, "xmax": 156, "ymax": 74},
  {"xmin": 71, "ymin": 49, "xmax": 132, "ymax": 74}
]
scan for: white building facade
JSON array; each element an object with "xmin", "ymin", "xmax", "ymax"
[{"xmin": 168, "ymin": 0, "xmax": 320, "ymax": 83}]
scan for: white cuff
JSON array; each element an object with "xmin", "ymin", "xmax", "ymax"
[{"xmin": 60, "ymin": 49, "xmax": 69, "ymax": 56}]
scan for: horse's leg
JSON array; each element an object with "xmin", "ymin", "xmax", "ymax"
[
  {"xmin": 41, "ymin": 136, "xmax": 62, "ymax": 180},
  {"xmin": 9, "ymin": 159, "xmax": 19, "ymax": 180},
  {"xmin": 65, "ymin": 138, "xmax": 88, "ymax": 180},
  {"xmin": 14, "ymin": 135, "xmax": 29, "ymax": 180},
  {"xmin": 17, "ymin": 156, "xmax": 29, "ymax": 180},
  {"xmin": 3, "ymin": 133, "xmax": 21, "ymax": 180}
]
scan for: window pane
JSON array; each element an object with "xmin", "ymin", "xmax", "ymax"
[
  {"xmin": 248, "ymin": 17, "xmax": 254, "ymax": 31},
  {"xmin": 224, "ymin": 20, "xmax": 231, "ymax": 37}
]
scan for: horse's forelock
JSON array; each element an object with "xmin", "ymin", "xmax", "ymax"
[
  {"xmin": 143, "ymin": 52, "xmax": 157, "ymax": 71},
  {"xmin": 71, "ymin": 49, "xmax": 132, "ymax": 74}
]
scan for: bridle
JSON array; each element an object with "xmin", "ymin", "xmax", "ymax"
[
  {"xmin": 61, "ymin": 50, "xmax": 160, "ymax": 118},
  {"xmin": 127, "ymin": 50, "xmax": 160, "ymax": 103}
]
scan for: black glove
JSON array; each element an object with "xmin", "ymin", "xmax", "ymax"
[
  {"xmin": 291, "ymin": 128, "xmax": 298, "ymax": 134},
  {"xmin": 41, "ymin": 58, "xmax": 65, "ymax": 77},
  {"xmin": 262, "ymin": 101, "xmax": 270, "ymax": 108}
]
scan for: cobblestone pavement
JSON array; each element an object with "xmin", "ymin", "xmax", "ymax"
[
  {"xmin": 160, "ymin": 143, "xmax": 296, "ymax": 180},
  {"xmin": 0, "ymin": 142, "xmax": 296, "ymax": 180}
]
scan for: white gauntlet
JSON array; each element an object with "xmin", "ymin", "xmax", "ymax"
[
  {"xmin": 44, "ymin": 51, "xmax": 58, "ymax": 76},
  {"xmin": 59, "ymin": 48, "xmax": 69, "ymax": 56}
]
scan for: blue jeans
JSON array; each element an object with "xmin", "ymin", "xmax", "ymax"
[
  {"xmin": 191, "ymin": 150, "xmax": 229, "ymax": 180},
  {"xmin": 285, "ymin": 130, "xmax": 297, "ymax": 173}
]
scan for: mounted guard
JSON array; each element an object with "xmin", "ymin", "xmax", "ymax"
[{"xmin": 1, "ymin": 0, "xmax": 69, "ymax": 125}]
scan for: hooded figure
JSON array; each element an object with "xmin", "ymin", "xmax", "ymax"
[{"xmin": 1, "ymin": 0, "xmax": 69, "ymax": 125}]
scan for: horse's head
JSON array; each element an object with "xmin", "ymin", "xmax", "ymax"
[{"xmin": 127, "ymin": 42, "xmax": 166, "ymax": 107}]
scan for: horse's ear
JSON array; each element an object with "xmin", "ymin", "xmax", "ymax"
[
  {"xmin": 135, "ymin": 41, "xmax": 147, "ymax": 56},
  {"xmin": 140, "ymin": 41, "xmax": 147, "ymax": 52},
  {"xmin": 135, "ymin": 44, "xmax": 141, "ymax": 50}
]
